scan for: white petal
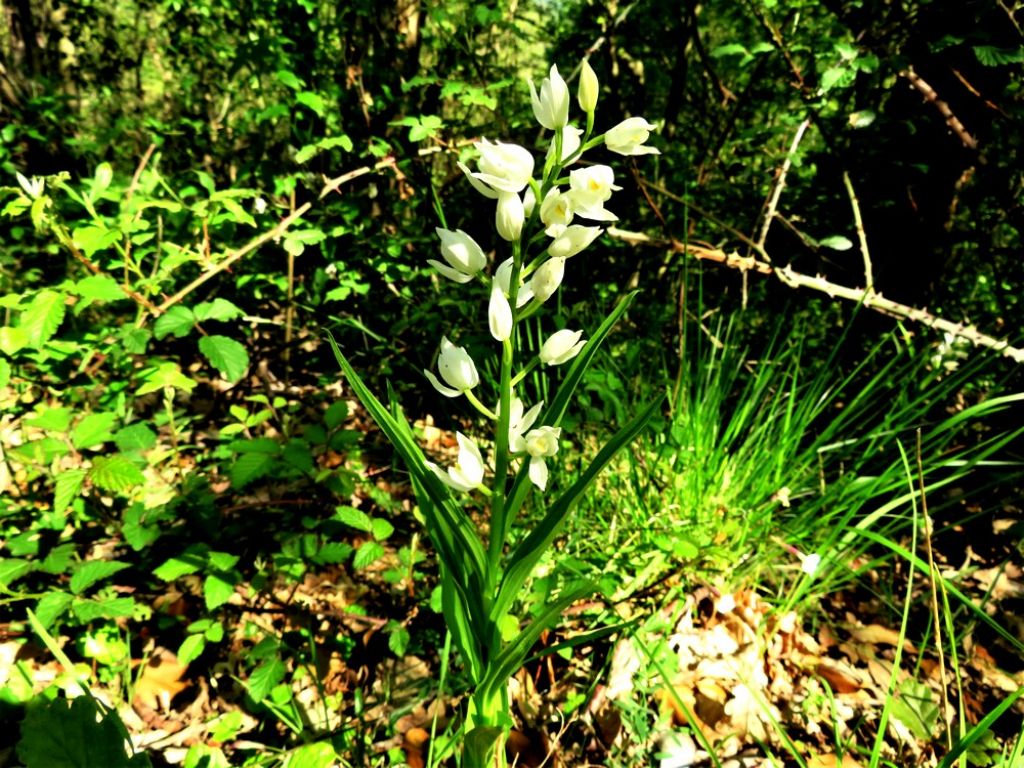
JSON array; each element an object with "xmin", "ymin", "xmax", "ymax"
[
  {"xmin": 488, "ymin": 282, "xmax": 513, "ymax": 342},
  {"xmin": 457, "ymin": 161, "xmax": 499, "ymax": 199},
  {"xmin": 455, "ymin": 432, "xmax": 485, "ymax": 485},
  {"xmin": 424, "ymin": 369, "xmax": 461, "ymax": 398},
  {"xmin": 520, "ymin": 401, "xmax": 544, "ymax": 434},
  {"xmin": 427, "ymin": 259, "xmax": 476, "ymax": 283},
  {"xmin": 529, "ymin": 456, "xmax": 548, "ymax": 490}
]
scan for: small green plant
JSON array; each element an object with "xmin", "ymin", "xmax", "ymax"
[{"xmin": 331, "ymin": 60, "xmax": 662, "ymax": 764}]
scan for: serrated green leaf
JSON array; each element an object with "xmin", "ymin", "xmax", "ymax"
[
  {"xmin": 73, "ymin": 275, "xmax": 124, "ymax": 306},
  {"xmin": 120, "ymin": 326, "xmax": 150, "ymax": 354},
  {"xmin": 334, "ymin": 505, "xmax": 372, "ymax": 533},
  {"xmin": 34, "ymin": 592, "xmax": 74, "ymax": 630},
  {"xmin": 371, "ymin": 518, "xmax": 394, "ymax": 541},
  {"xmin": 0, "ymin": 558, "xmax": 34, "ymax": 587},
  {"xmin": 387, "ymin": 622, "xmax": 410, "ymax": 657},
  {"xmin": 69, "ymin": 561, "xmax": 130, "ymax": 595},
  {"xmin": 153, "ymin": 306, "xmax": 196, "ymax": 340},
  {"xmin": 70, "ymin": 596, "xmax": 138, "ymax": 623},
  {"xmin": 198, "ymin": 335, "xmax": 248, "ymax": 383},
  {"xmin": 193, "ymin": 298, "xmax": 243, "ymax": 322},
  {"xmin": 72, "ymin": 412, "xmax": 117, "ymax": 450},
  {"xmin": 324, "ymin": 400, "xmax": 349, "ymax": 429},
  {"xmin": 218, "ymin": 198, "xmax": 256, "ymax": 227},
  {"xmin": 973, "ymin": 45, "xmax": 1024, "ymax": 66},
  {"xmin": 282, "ymin": 439, "xmax": 313, "ymax": 473},
  {"xmin": 315, "ymin": 542, "xmax": 352, "ymax": 564},
  {"xmin": 820, "ymin": 67, "xmax": 849, "ymax": 92},
  {"xmin": 891, "ymin": 678, "xmax": 940, "ymax": 741},
  {"xmin": 230, "ymin": 452, "xmax": 275, "ymax": 488},
  {"xmin": 153, "ymin": 554, "xmax": 205, "ymax": 581},
  {"xmin": 26, "ymin": 406, "xmax": 74, "ymax": 432},
  {"xmin": 89, "ymin": 455, "xmax": 145, "ymax": 493},
  {"xmin": 207, "ymin": 551, "xmax": 239, "ymax": 571},
  {"xmin": 54, "ymin": 469, "xmax": 87, "ymax": 516},
  {"xmin": 122, "ymin": 505, "xmax": 161, "ymax": 551},
  {"xmin": 71, "ymin": 224, "xmax": 120, "ymax": 257},
  {"xmin": 19, "ymin": 290, "xmax": 66, "ymax": 347},
  {"xmin": 0, "ymin": 357, "xmax": 10, "ymax": 386},
  {"xmin": 353, "ymin": 540, "xmax": 385, "ymax": 570},
  {"xmin": 0, "ymin": 325, "xmax": 28, "ymax": 356},
  {"xmin": 41, "ymin": 544, "xmax": 76, "ymax": 574},
  {"xmin": 209, "ymin": 711, "xmax": 244, "ymax": 743},
  {"xmin": 228, "ymin": 437, "xmax": 280, "ymax": 454},
  {"xmin": 178, "ymin": 634, "xmax": 206, "ymax": 664},
  {"xmin": 247, "ymin": 657, "xmax": 285, "ymax": 702},
  {"xmin": 276, "ymin": 69, "xmax": 303, "ymax": 90},
  {"xmin": 136, "ymin": 362, "xmax": 196, "ymax": 395},
  {"xmin": 113, "ymin": 424, "xmax": 157, "ymax": 453}
]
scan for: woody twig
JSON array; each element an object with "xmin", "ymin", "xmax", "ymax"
[
  {"xmin": 607, "ymin": 227, "xmax": 1024, "ymax": 364},
  {"xmin": 901, "ymin": 67, "xmax": 978, "ymax": 150}
]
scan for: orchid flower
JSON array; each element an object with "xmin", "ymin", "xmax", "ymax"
[
  {"xmin": 604, "ymin": 117, "xmax": 660, "ymax": 156},
  {"xmin": 528, "ymin": 64, "xmax": 570, "ymax": 130},
  {"xmin": 428, "ymin": 432, "xmax": 486, "ymax": 492},
  {"xmin": 425, "ymin": 336, "xmax": 480, "ymax": 397}
]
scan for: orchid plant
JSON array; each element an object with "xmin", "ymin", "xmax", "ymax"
[{"xmin": 329, "ymin": 60, "xmax": 661, "ymax": 766}]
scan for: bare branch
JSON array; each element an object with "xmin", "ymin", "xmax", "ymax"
[
  {"xmin": 901, "ymin": 67, "xmax": 978, "ymax": 150},
  {"xmin": 842, "ymin": 171, "xmax": 873, "ymax": 291},
  {"xmin": 757, "ymin": 117, "xmax": 811, "ymax": 252},
  {"xmin": 607, "ymin": 227, "xmax": 1024, "ymax": 364},
  {"xmin": 156, "ymin": 201, "xmax": 313, "ymax": 315}
]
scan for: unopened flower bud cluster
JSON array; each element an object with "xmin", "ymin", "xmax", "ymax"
[{"xmin": 425, "ymin": 60, "xmax": 658, "ymax": 494}]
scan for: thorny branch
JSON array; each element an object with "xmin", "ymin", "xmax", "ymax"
[
  {"xmin": 901, "ymin": 67, "xmax": 978, "ymax": 150},
  {"xmin": 628, "ymin": 113, "xmax": 1019, "ymax": 364},
  {"xmin": 608, "ymin": 226, "xmax": 1024, "ymax": 364}
]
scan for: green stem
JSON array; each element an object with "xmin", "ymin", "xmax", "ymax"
[
  {"xmin": 510, "ymin": 357, "xmax": 540, "ymax": 388},
  {"xmin": 464, "ymin": 389, "xmax": 498, "ymax": 421},
  {"xmin": 487, "ymin": 241, "xmax": 522, "ymax": 579}
]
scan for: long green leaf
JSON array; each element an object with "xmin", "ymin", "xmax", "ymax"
[
  {"xmin": 326, "ymin": 332, "xmax": 488, "ymax": 594},
  {"xmin": 440, "ymin": 565, "xmax": 483, "ymax": 683},
  {"xmin": 937, "ymin": 687, "xmax": 1024, "ymax": 768},
  {"xmin": 476, "ymin": 581, "xmax": 596, "ymax": 706},
  {"xmin": 503, "ymin": 290, "xmax": 639, "ymax": 530},
  {"xmin": 389, "ymin": 386, "xmax": 491, "ymax": 636},
  {"xmin": 492, "ymin": 396, "xmax": 663, "ymax": 625},
  {"xmin": 544, "ymin": 290, "xmax": 638, "ymax": 429}
]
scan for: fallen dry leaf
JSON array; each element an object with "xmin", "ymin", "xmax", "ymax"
[
  {"xmin": 849, "ymin": 623, "xmax": 917, "ymax": 653},
  {"xmin": 133, "ymin": 650, "xmax": 189, "ymax": 711}
]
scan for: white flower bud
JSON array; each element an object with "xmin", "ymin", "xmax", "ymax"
[
  {"xmin": 540, "ymin": 329, "xmax": 585, "ymax": 366},
  {"xmin": 488, "ymin": 281, "xmax": 513, "ymax": 342},
  {"xmin": 529, "ymin": 257, "xmax": 566, "ymax": 304},
  {"xmin": 528, "ymin": 64, "xmax": 570, "ymax": 130},
  {"xmin": 495, "ymin": 191, "xmax": 524, "ymax": 242},
  {"xmin": 578, "ymin": 59, "xmax": 599, "ymax": 114},
  {"xmin": 604, "ymin": 117, "xmax": 660, "ymax": 156}
]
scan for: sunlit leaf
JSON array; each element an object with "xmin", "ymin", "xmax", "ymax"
[{"xmin": 198, "ymin": 335, "xmax": 249, "ymax": 383}]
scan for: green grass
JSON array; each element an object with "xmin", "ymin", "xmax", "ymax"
[{"xmin": 549, "ymin": 310, "xmax": 1023, "ymax": 766}]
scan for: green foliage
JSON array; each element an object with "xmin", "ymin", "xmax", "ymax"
[
  {"xmin": 17, "ymin": 696, "xmax": 151, "ymax": 768},
  {"xmin": 0, "ymin": 0, "xmax": 1021, "ymax": 765}
]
